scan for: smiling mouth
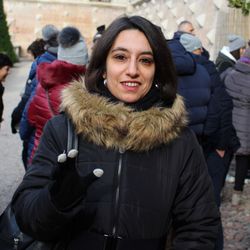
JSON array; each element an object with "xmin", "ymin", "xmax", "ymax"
[{"xmin": 122, "ymin": 82, "xmax": 140, "ymax": 87}]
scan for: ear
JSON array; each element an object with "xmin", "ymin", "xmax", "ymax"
[{"xmin": 102, "ymin": 72, "xmax": 106, "ymax": 79}]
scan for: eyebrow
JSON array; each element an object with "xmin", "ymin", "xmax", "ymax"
[{"xmin": 111, "ymin": 47, "xmax": 153, "ymax": 56}]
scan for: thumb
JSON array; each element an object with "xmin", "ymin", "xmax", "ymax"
[{"xmin": 82, "ymin": 168, "xmax": 104, "ymax": 188}]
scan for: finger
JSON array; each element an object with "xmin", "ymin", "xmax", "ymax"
[
  {"xmin": 93, "ymin": 168, "xmax": 104, "ymax": 178},
  {"xmin": 57, "ymin": 153, "xmax": 67, "ymax": 163},
  {"xmin": 82, "ymin": 169, "xmax": 104, "ymax": 188},
  {"xmin": 66, "ymin": 149, "xmax": 78, "ymax": 166},
  {"xmin": 68, "ymin": 149, "xmax": 78, "ymax": 158}
]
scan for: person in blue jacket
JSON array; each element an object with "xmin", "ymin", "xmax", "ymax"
[{"xmin": 11, "ymin": 24, "xmax": 59, "ymax": 169}]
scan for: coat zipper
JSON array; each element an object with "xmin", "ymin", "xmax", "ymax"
[{"xmin": 112, "ymin": 148, "xmax": 124, "ymax": 236}]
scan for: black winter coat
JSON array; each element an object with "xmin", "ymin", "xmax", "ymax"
[
  {"xmin": 12, "ymin": 82, "xmax": 220, "ymax": 250},
  {"xmin": 193, "ymin": 55, "xmax": 240, "ymax": 152}
]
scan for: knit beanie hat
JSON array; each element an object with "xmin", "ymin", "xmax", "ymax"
[
  {"xmin": 58, "ymin": 26, "xmax": 88, "ymax": 65},
  {"xmin": 42, "ymin": 24, "xmax": 59, "ymax": 54},
  {"xmin": 228, "ymin": 34, "xmax": 245, "ymax": 52},
  {"xmin": 180, "ymin": 33, "xmax": 202, "ymax": 52},
  {"xmin": 42, "ymin": 24, "xmax": 59, "ymax": 42}
]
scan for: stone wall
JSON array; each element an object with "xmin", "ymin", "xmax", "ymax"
[
  {"xmin": 4, "ymin": 0, "xmax": 250, "ymax": 60},
  {"xmin": 4, "ymin": 0, "xmax": 126, "ymax": 57},
  {"xmin": 130, "ymin": 0, "xmax": 250, "ymax": 60}
]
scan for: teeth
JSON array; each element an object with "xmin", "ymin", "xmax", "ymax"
[{"xmin": 124, "ymin": 82, "xmax": 138, "ymax": 87}]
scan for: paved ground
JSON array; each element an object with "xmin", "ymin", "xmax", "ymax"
[{"xmin": 0, "ymin": 60, "xmax": 249, "ymax": 249}]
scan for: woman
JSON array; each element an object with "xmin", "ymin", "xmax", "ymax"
[
  {"xmin": 224, "ymin": 47, "xmax": 250, "ymax": 206},
  {"xmin": 12, "ymin": 16, "xmax": 220, "ymax": 249}
]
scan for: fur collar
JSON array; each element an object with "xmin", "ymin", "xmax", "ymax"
[{"xmin": 61, "ymin": 80, "xmax": 188, "ymax": 151}]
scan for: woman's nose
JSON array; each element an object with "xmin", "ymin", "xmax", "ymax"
[{"xmin": 126, "ymin": 59, "xmax": 139, "ymax": 77}]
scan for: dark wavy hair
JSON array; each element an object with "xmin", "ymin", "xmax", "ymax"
[
  {"xmin": 0, "ymin": 53, "xmax": 13, "ymax": 68},
  {"xmin": 85, "ymin": 15, "xmax": 177, "ymax": 104},
  {"xmin": 27, "ymin": 39, "xmax": 46, "ymax": 59}
]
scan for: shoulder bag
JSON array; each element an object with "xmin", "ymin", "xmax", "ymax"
[{"xmin": 0, "ymin": 117, "xmax": 78, "ymax": 250}]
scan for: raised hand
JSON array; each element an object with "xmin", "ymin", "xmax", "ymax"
[{"xmin": 50, "ymin": 149, "xmax": 104, "ymax": 211}]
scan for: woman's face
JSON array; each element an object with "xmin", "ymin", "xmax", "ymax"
[{"xmin": 104, "ymin": 29, "xmax": 155, "ymax": 103}]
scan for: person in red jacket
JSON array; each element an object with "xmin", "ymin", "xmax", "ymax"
[{"xmin": 27, "ymin": 26, "xmax": 88, "ymax": 162}]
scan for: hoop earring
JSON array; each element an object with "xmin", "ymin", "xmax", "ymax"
[{"xmin": 104, "ymin": 79, "xmax": 107, "ymax": 86}]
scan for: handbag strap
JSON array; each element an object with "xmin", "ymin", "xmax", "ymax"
[
  {"xmin": 45, "ymin": 88, "xmax": 56, "ymax": 116},
  {"xmin": 67, "ymin": 117, "xmax": 78, "ymax": 153}
]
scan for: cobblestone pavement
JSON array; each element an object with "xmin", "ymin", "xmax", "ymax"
[
  {"xmin": 0, "ymin": 60, "xmax": 249, "ymax": 249},
  {"xmin": 221, "ymin": 182, "xmax": 250, "ymax": 250}
]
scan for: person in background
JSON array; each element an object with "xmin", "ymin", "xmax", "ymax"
[
  {"xmin": 27, "ymin": 38, "xmax": 46, "ymax": 59},
  {"xmin": 27, "ymin": 26, "xmax": 88, "ymax": 163},
  {"xmin": 216, "ymin": 34, "xmax": 246, "ymax": 74},
  {"xmin": 224, "ymin": 47, "xmax": 250, "ymax": 206},
  {"xmin": 91, "ymin": 24, "xmax": 105, "ymax": 51},
  {"xmin": 11, "ymin": 24, "xmax": 59, "ymax": 169},
  {"xmin": 175, "ymin": 20, "xmax": 210, "ymax": 58},
  {"xmin": 93, "ymin": 25, "xmax": 105, "ymax": 44},
  {"xmin": 180, "ymin": 33, "xmax": 240, "ymax": 250},
  {"xmin": 177, "ymin": 20, "xmax": 195, "ymax": 34},
  {"xmin": 12, "ymin": 16, "xmax": 220, "ymax": 250},
  {"xmin": 0, "ymin": 53, "xmax": 13, "ymax": 128},
  {"xmin": 168, "ymin": 32, "xmax": 212, "ymax": 139}
]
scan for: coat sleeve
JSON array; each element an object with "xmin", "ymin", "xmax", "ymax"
[
  {"xmin": 12, "ymin": 115, "xmax": 83, "ymax": 241},
  {"xmin": 171, "ymin": 130, "xmax": 220, "ymax": 250}
]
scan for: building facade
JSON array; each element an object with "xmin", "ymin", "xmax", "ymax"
[{"xmin": 4, "ymin": 0, "xmax": 250, "ymax": 59}]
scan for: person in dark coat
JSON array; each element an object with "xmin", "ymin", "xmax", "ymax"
[
  {"xmin": 0, "ymin": 53, "xmax": 13, "ymax": 128},
  {"xmin": 215, "ymin": 34, "xmax": 246, "ymax": 74},
  {"xmin": 27, "ymin": 38, "xmax": 46, "ymax": 60},
  {"xmin": 175, "ymin": 20, "xmax": 210, "ymax": 59},
  {"xmin": 224, "ymin": 47, "xmax": 250, "ymax": 206},
  {"xmin": 12, "ymin": 16, "xmax": 220, "ymax": 250},
  {"xmin": 180, "ymin": 33, "xmax": 240, "ymax": 250},
  {"xmin": 168, "ymin": 32, "xmax": 212, "ymax": 138},
  {"xmin": 11, "ymin": 24, "xmax": 59, "ymax": 169}
]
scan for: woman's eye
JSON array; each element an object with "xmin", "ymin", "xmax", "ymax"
[
  {"xmin": 140, "ymin": 58, "xmax": 154, "ymax": 65},
  {"xmin": 113, "ymin": 54, "xmax": 126, "ymax": 61}
]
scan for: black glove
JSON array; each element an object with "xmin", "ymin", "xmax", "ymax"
[
  {"xmin": 50, "ymin": 149, "xmax": 103, "ymax": 211},
  {"xmin": 11, "ymin": 107, "xmax": 22, "ymax": 134},
  {"xmin": 11, "ymin": 99, "xmax": 27, "ymax": 134},
  {"xmin": 11, "ymin": 119, "xmax": 18, "ymax": 134}
]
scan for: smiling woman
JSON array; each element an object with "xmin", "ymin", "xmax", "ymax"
[
  {"xmin": 103, "ymin": 29, "xmax": 155, "ymax": 103},
  {"xmin": 12, "ymin": 15, "xmax": 220, "ymax": 250}
]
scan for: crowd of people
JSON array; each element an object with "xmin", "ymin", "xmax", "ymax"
[{"xmin": 0, "ymin": 15, "xmax": 249, "ymax": 250}]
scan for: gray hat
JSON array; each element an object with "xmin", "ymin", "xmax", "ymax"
[
  {"xmin": 228, "ymin": 34, "xmax": 245, "ymax": 52},
  {"xmin": 180, "ymin": 33, "xmax": 202, "ymax": 52},
  {"xmin": 42, "ymin": 24, "xmax": 59, "ymax": 42},
  {"xmin": 58, "ymin": 26, "xmax": 88, "ymax": 65}
]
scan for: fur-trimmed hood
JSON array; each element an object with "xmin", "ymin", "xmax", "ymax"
[{"xmin": 61, "ymin": 80, "xmax": 188, "ymax": 151}]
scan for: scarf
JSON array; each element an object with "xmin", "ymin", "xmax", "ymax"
[{"xmin": 99, "ymin": 83, "xmax": 163, "ymax": 111}]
